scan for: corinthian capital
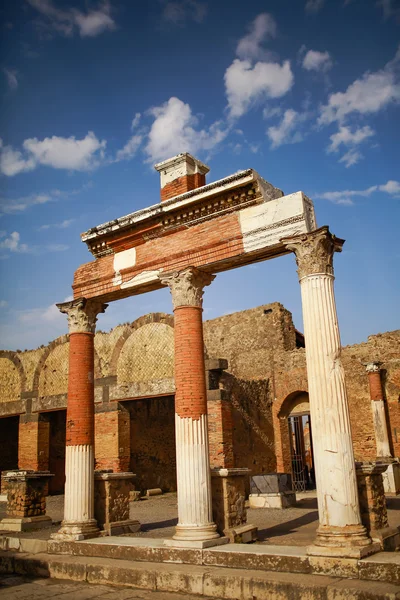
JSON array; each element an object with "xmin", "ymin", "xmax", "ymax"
[
  {"xmin": 281, "ymin": 226, "xmax": 344, "ymax": 280},
  {"xmin": 365, "ymin": 361, "xmax": 382, "ymax": 374},
  {"xmin": 160, "ymin": 267, "xmax": 215, "ymax": 309},
  {"xmin": 57, "ymin": 298, "xmax": 108, "ymax": 334}
]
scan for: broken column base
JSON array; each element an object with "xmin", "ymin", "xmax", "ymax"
[
  {"xmin": 249, "ymin": 473, "xmax": 296, "ymax": 509},
  {"xmin": 211, "ymin": 467, "xmax": 257, "ymax": 543},
  {"xmin": 0, "ymin": 515, "xmax": 52, "ymax": 532}
]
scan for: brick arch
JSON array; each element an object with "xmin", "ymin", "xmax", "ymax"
[
  {"xmin": 109, "ymin": 312, "xmax": 174, "ymax": 376},
  {"xmin": 273, "ymin": 389, "xmax": 309, "ymax": 475},
  {"xmin": 0, "ymin": 351, "xmax": 26, "ymax": 402},
  {"xmin": 32, "ymin": 335, "xmax": 102, "ymax": 397}
]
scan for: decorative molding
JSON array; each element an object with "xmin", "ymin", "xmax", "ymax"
[
  {"xmin": 160, "ymin": 267, "xmax": 215, "ymax": 309},
  {"xmin": 281, "ymin": 226, "xmax": 344, "ymax": 280},
  {"xmin": 57, "ymin": 298, "xmax": 108, "ymax": 334}
]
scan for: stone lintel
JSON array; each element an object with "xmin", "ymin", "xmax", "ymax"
[{"xmin": 205, "ymin": 358, "xmax": 229, "ymax": 372}]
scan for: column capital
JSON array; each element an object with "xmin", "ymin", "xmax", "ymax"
[
  {"xmin": 57, "ymin": 298, "xmax": 108, "ymax": 334},
  {"xmin": 160, "ymin": 266, "xmax": 215, "ymax": 309},
  {"xmin": 281, "ymin": 226, "xmax": 344, "ymax": 280},
  {"xmin": 364, "ymin": 361, "xmax": 383, "ymax": 374}
]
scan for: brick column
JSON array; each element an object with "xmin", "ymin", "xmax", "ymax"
[
  {"xmin": 161, "ymin": 267, "xmax": 220, "ymax": 544},
  {"xmin": 283, "ymin": 227, "xmax": 375, "ymax": 558},
  {"xmin": 365, "ymin": 362, "xmax": 391, "ymax": 458},
  {"xmin": 52, "ymin": 298, "xmax": 107, "ymax": 541}
]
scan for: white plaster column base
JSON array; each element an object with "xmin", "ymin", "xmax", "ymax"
[
  {"xmin": 249, "ymin": 492, "xmax": 296, "ymax": 509},
  {"xmin": 383, "ymin": 462, "xmax": 400, "ymax": 495},
  {"xmin": 174, "ymin": 413, "xmax": 219, "ymax": 541},
  {"xmin": 51, "ymin": 519, "xmax": 100, "ymax": 541},
  {"xmin": 164, "ymin": 536, "xmax": 229, "ymax": 549},
  {"xmin": 53, "ymin": 444, "xmax": 99, "ymax": 541},
  {"xmin": 0, "ymin": 516, "xmax": 52, "ymax": 532},
  {"xmin": 371, "ymin": 400, "xmax": 391, "ymax": 458}
]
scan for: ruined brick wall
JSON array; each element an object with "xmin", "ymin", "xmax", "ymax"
[
  {"xmin": 0, "ymin": 304, "xmax": 398, "ymax": 494},
  {"xmin": 127, "ymin": 396, "xmax": 176, "ymax": 493}
]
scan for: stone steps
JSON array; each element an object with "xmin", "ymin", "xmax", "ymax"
[
  {"xmin": 42, "ymin": 537, "xmax": 400, "ymax": 585},
  {"xmin": 1, "ymin": 550, "xmax": 399, "ymax": 600}
]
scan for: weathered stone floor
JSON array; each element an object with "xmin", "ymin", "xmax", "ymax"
[
  {"xmin": 1, "ymin": 492, "xmax": 400, "ymax": 546},
  {"xmin": 0, "ymin": 574, "xmax": 222, "ymax": 600}
]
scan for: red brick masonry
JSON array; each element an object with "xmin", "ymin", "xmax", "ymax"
[{"xmin": 66, "ymin": 332, "xmax": 95, "ymax": 446}]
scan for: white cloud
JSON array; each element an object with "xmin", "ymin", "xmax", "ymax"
[
  {"xmin": 27, "ymin": 0, "xmax": 116, "ymax": 38},
  {"xmin": 0, "ymin": 132, "xmax": 106, "ymax": 176},
  {"xmin": 145, "ymin": 96, "xmax": 228, "ymax": 163},
  {"xmin": 224, "ymin": 13, "xmax": 293, "ymax": 119},
  {"xmin": 378, "ymin": 0, "xmax": 400, "ymax": 20},
  {"xmin": 3, "ymin": 68, "xmax": 18, "ymax": 90},
  {"xmin": 161, "ymin": 0, "xmax": 207, "ymax": 26},
  {"xmin": 302, "ymin": 49, "xmax": 332, "ymax": 72},
  {"xmin": 39, "ymin": 219, "xmax": 74, "ymax": 230},
  {"xmin": 23, "ymin": 132, "xmax": 106, "ymax": 170},
  {"xmin": 131, "ymin": 112, "xmax": 141, "ymax": 130},
  {"xmin": 236, "ymin": 13, "xmax": 277, "ymax": 61},
  {"xmin": 319, "ymin": 46, "xmax": 400, "ymax": 125},
  {"xmin": 19, "ymin": 295, "xmax": 73, "ymax": 325},
  {"xmin": 225, "ymin": 59, "xmax": 293, "ymax": 119},
  {"xmin": 0, "ymin": 300, "xmax": 8, "ymax": 309},
  {"xmin": 305, "ymin": 0, "xmax": 325, "ymax": 13},
  {"xmin": 315, "ymin": 180, "xmax": 400, "ymax": 204},
  {"xmin": 267, "ymin": 109, "xmax": 307, "ymax": 148},
  {"xmin": 0, "ymin": 145, "xmax": 36, "ymax": 177},
  {"xmin": 338, "ymin": 149, "xmax": 363, "ymax": 168},
  {"xmin": 115, "ymin": 134, "xmax": 142, "ymax": 162},
  {"xmin": 328, "ymin": 125, "xmax": 375, "ymax": 152},
  {"xmin": 379, "ymin": 180, "xmax": 400, "ymax": 194},
  {"xmin": 0, "ymin": 231, "xmax": 29, "ymax": 253},
  {"xmin": 0, "ymin": 183, "xmax": 91, "ymax": 215}
]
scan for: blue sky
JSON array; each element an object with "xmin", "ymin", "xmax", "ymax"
[{"xmin": 0, "ymin": 0, "xmax": 399, "ymax": 351}]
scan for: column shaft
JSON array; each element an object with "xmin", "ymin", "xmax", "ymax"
[
  {"xmin": 52, "ymin": 297, "xmax": 106, "ymax": 542},
  {"xmin": 64, "ymin": 332, "xmax": 95, "ymax": 525},
  {"xmin": 283, "ymin": 227, "xmax": 372, "ymax": 553},
  {"xmin": 161, "ymin": 267, "xmax": 218, "ymax": 542}
]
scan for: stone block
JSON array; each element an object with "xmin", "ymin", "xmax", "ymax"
[
  {"xmin": 249, "ymin": 491, "xmax": 296, "ymax": 509},
  {"xmin": 211, "ymin": 468, "xmax": 257, "ymax": 542},
  {"xmin": 250, "ymin": 473, "xmax": 293, "ymax": 494},
  {"xmin": 94, "ymin": 471, "xmax": 140, "ymax": 536},
  {"xmin": 0, "ymin": 470, "xmax": 53, "ymax": 530},
  {"xmin": 383, "ymin": 461, "xmax": 400, "ymax": 495}
]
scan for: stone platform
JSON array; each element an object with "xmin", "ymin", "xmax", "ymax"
[{"xmin": 0, "ymin": 535, "xmax": 399, "ymax": 599}]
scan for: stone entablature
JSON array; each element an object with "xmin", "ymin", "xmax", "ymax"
[{"xmin": 74, "ymin": 166, "xmax": 316, "ymax": 303}]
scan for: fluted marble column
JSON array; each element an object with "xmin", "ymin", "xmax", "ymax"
[
  {"xmin": 161, "ymin": 267, "xmax": 220, "ymax": 543},
  {"xmin": 365, "ymin": 362, "xmax": 391, "ymax": 458},
  {"xmin": 283, "ymin": 227, "xmax": 373, "ymax": 556},
  {"xmin": 52, "ymin": 298, "xmax": 107, "ymax": 541}
]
